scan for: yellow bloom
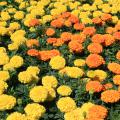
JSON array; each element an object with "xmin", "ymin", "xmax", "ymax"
[
  {"xmin": 87, "ymin": 70, "xmax": 95, "ymax": 78},
  {"xmin": 7, "ymin": 8, "xmax": 16, "ymax": 14},
  {"xmin": 0, "ymin": 21, "xmax": 7, "ymax": 27},
  {"xmin": 57, "ymin": 85, "xmax": 72, "ymax": 96},
  {"xmin": 8, "ymin": 43, "xmax": 19, "ymax": 51},
  {"xmin": 0, "ymin": 27, "xmax": 8, "ymax": 36},
  {"xmin": 0, "ymin": 1, "xmax": 7, "ymax": 6},
  {"xmin": 0, "ymin": 47, "xmax": 6, "ymax": 53},
  {"xmin": 3, "ymin": 63, "xmax": 14, "ymax": 71},
  {"xmin": 49, "ymin": 56, "xmax": 66, "ymax": 70},
  {"xmin": 112, "ymin": 16, "xmax": 119, "ymax": 24},
  {"xmin": 0, "ymin": 71, "xmax": 10, "ymax": 82},
  {"xmin": 57, "ymin": 97, "xmax": 76, "ymax": 113},
  {"xmin": 0, "ymin": 94, "xmax": 16, "ymax": 111},
  {"xmin": 27, "ymin": 66, "xmax": 40, "ymax": 75},
  {"xmin": 15, "ymin": 0, "xmax": 23, "ymax": 3},
  {"xmin": 14, "ymin": 11, "xmax": 24, "ymax": 20},
  {"xmin": 30, "ymin": 86, "xmax": 48, "ymax": 102},
  {"xmin": 42, "ymin": 75, "xmax": 58, "ymax": 88},
  {"xmin": 1, "ymin": 12, "xmax": 10, "ymax": 21},
  {"xmin": 74, "ymin": 59, "xmax": 86, "ymax": 67},
  {"xmin": 24, "ymin": 103, "xmax": 46, "ymax": 119},
  {"xmin": 0, "ymin": 81, "xmax": 8, "ymax": 95},
  {"xmin": 9, "ymin": 22, "xmax": 20, "ymax": 30}
]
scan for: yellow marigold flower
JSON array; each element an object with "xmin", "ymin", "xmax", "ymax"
[
  {"xmin": 24, "ymin": 103, "xmax": 46, "ymax": 119},
  {"xmin": 30, "ymin": 86, "xmax": 48, "ymax": 102},
  {"xmin": 15, "ymin": 0, "xmax": 23, "ymax": 3},
  {"xmin": 112, "ymin": 16, "xmax": 119, "ymax": 24},
  {"xmin": 93, "ymin": 11, "xmax": 103, "ymax": 18},
  {"xmin": 0, "ymin": 27, "xmax": 8, "ymax": 36},
  {"xmin": 42, "ymin": 15, "xmax": 52, "ymax": 24},
  {"xmin": 49, "ymin": 56, "xmax": 66, "ymax": 70},
  {"xmin": 87, "ymin": 70, "xmax": 95, "ymax": 78},
  {"xmin": 3, "ymin": 63, "xmax": 14, "ymax": 71},
  {"xmin": 42, "ymin": 75, "xmax": 58, "ymax": 88},
  {"xmin": 6, "ymin": 112, "xmax": 25, "ymax": 120},
  {"xmin": 57, "ymin": 97, "xmax": 77, "ymax": 113},
  {"xmin": 0, "ymin": 81, "xmax": 8, "ymax": 95},
  {"xmin": 9, "ymin": 22, "xmax": 20, "ymax": 30},
  {"xmin": 0, "ymin": 1, "xmax": 7, "ymax": 6},
  {"xmin": 8, "ymin": 43, "xmax": 19, "ymax": 51},
  {"xmin": 74, "ymin": 59, "xmax": 86, "ymax": 67},
  {"xmin": 0, "ymin": 94, "xmax": 16, "ymax": 111},
  {"xmin": 57, "ymin": 85, "xmax": 72, "ymax": 96},
  {"xmin": 14, "ymin": 11, "xmax": 24, "ymax": 20},
  {"xmin": 8, "ymin": 8, "xmax": 16, "ymax": 14},
  {"xmin": 0, "ymin": 21, "xmax": 7, "ymax": 27},
  {"xmin": 0, "ymin": 52, "xmax": 9, "ymax": 65},
  {"xmin": 0, "ymin": 71, "xmax": 10, "ymax": 82},
  {"xmin": 0, "ymin": 47, "xmax": 6, "ymax": 53},
  {"xmin": 1, "ymin": 12, "xmax": 10, "ymax": 21},
  {"xmin": 94, "ymin": 70, "xmax": 107, "ymax": 81},
  {"xmin": 27, "ymin": 66, "xmax": 40, "ymax": 75},
  {"xmin": 10, "ymin": 55, "xmax": 24, "ymax": 68}
]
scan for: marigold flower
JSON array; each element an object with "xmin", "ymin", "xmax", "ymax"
[
  {"xmin": 101, "ymin": 90, "xmax": 120, "ymax": 103},
  {"xmin": 92, "ymin": 34, "xmax": 104, "ymax": 44},
  {"xmin": 113, "ymin": 32, "xmax": 120, "ymax": 40},
  {"xmin": 103, "ymin": 83, "xmax": 113, "ymax": 90},
  {"xmin": 57, "ymin": 97, "xmax": 77, "ymax": 113},
  {"xmin": 51, "ymin": 18, "xmax": 64, "ymax": 28},
  {"xmin": 60, "ymin": 32, "xmax": 72, "ymax": 42},
  {"xmin": 85, "ymin": 118, "xmax": 104, "ymax": 120},
  {"xmin": 87, "ymin": 43, "xmax": 103, "ymax": 54},
  {"xmin": 101, "ymin": 13, "xmax": 112, "ymax": 21},
  {"xmin": 29, "ymin": 18, "xmax": 40, "ymax": 27},
  {"xmin": 0, "ymin": 71, "xmax": 10, "ymax": 82},
  {"xmin": 53, "ymin": 38, "xmax": 64, "ymax": 46},
  {"xmin": 87, "ymin": 105, "xmax": 108, "ymax": 119},
  {"xmin": 92, "ymin": 17, "xmax": 102, "ymax": 24},
  {"xmin": 74, "ymin": 59, "xmax": 86, "ymax": 67},
  {"xmin": 86, "ymin": 81, "xmax": 103, "ymax": 93},
  {"xmin": 106, "ymin": 27, "xmax": 116, "ymax": 34},
  {"xmin": 64, "ymin": 20, "xmax": 72, "ymax": 27},
  {"xmin": 61, "ymin": 12, "xmax": 71, "ymax": 18},
  {"xmin": 74, "ymin": 23, "xmax": 85, "ymax": 30},
  {"xmin": 108, "ymin": 62, "xmax": 120, "ymax": 74},
  {"xmin": 113, "ymin": 75, "xmax": 120, "ymax": 85},
  {"xmin": 86, "ymin": 54, "xmax": 105, "ymax": 68},
  {"xmin": 26, "ymin": 39, "xmax": 39, "ymax": 48},
  {"xmin": 27, "ymin": 49, "xmax": 39, "ymax": 57},
  {"xmin": 47, "ymin": 38, "xmax": 57, "ymax": 44},
  {"xmin": 46, "ymin": 28, "xmax": 55, "ymax": 36},
  {"xmin": 68, "ymin": 15, "xmax": 79, "ymax": 24},
  {"xmin": 68, "ymin": 41, "xmax": 83, "ymax": 53},
  {"xmin": 83, "ymin": 27, "xmax": 96, "ymax": 36},
  {"xmin": 116, "ymin": 51, "xmax": 120, "ymax": 60}
]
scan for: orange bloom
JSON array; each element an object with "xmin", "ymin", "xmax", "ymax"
[
  {"xmin": 92, "ymin": 17, "xmax": 102, "ymax": 24},
  {"xmin": 92, "ymin": 34, "xmax": 104, "ymax": 44},
  {"xmin": 29, "ymin": 18, "xmax": 40, "ymax": 27},
  {"xmin": 103, "ymin": 83, "xmax": 113, "ymax": 90},
  {"xmin": 101, "ymin": 13, "xmax": 112, "ymax": 21},
  {"xmin": 113, "ymin": 32, "xmax": 120, "ymax": 40},
  {"xmin": 53, "ymin": 38, "xmax": 64, "ymax": 46},
  {"xmin": 26, "ymin": 39, "xmax": 39, "ymax": 48},
  {"xmin": 74, "ymin": 23, "xmax": 85, "ymax": 30},
  {"xmin": 85, "ymin": 118, "xmax": 104, "ymax": 120},
  {"xmin": 61, "ymin": 12, "xmax": 71, "ymax": 18},
  {"xmin": 103, "ymin": 34, "xmax": 115, "ymax": 46},
  {"xmin": 101, "ymin": 90, "xmax": 120, "ymax": 103},
  {"xmin": 87, "ymin": 43, "xmax": 103, "ymax": 54},
  {"xmin": 87, "ymin": 105, "xmax": 108, "ymax": 119},
  {"xmin": 83, "ymin": 27, "xmax": 96, "ymax": 36},
  {"xmin": 68, "ymin": 14, "xmax": 79, "ymax": 24},
  {"xmin": 60, "ymin": 32, "xmax": 72, "ymax": 42},
  {"xmin": 86, "ymin": 54, "xmax": 105, "ymax": 68},
  {"xmin": 68, "ymin": 41, "xmax": 83, "ymax": 53},
  {"xmin": 106, "ymin": 27, "xmax": 116, "ymax": 34},
  {"xmin": 51, "ymin": 18, "xmax": 64, "ymax": 28},
  {"xmin": 71, "ymin": 33, "xmax": 86, "ymax": 43},
  {"xmin": 47, "ymin": 38, "xmax": 57, "ymax": 44},
  {"xmin": 27, "ymin": 49, "xmax": 39, "ymax": 56},
  {"xmin": 115, "ymin": 24, "xmax": 120, "ymax": 31},
  {"xmin": 108, "ymin": 62, "xmax": 120, "ymax": 74},
  {"xmin": 86, "ymin": 81, "xmax": 103, "ymax": 93},
  {"xmin": 113, "ymin": 75, "xmax": 120, "ymax": 85},
  {"xmin": 116, "ymin": 51, "xmax": 120, "ymax": 60},
  {"xmin": 46, "ymin": 28, "xmax": 55, "ymax": 36},
  {"xmin": 64, "ymin": 20, "xmax": 72, "ymax": 27}
]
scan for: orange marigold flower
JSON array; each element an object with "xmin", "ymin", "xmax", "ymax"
[
  {"xmin": 106, "ymin": 27, "xmax": 116, "ymax": 34},
  {"xmin": 101, "ymin": 13, "xmax": 112, "ymax": 21},
  {"xmin": 92, "ymin": 34, "xmax": 104, "ymax": 44},
  {"xmin": 92, "ymin": 17, "xmax": 102, "ymax": 25},
  {"xmin": 113, "ymin": 32, "xmax": 120, "ymax": 40},
  {"xmin": 113, "ymin": 75, "xmax": 120, "ymax": 85},
  {"xmin": 116, "ymin": 51, "xmax": 120, "ymax": 60},
  {"xmin": 61, "ymin": 12, "xmax": 71, "ymax": 18},
  {"xmin": 74, "ymin": 23, "xmax": 85, "ymax": 30},
  {"xmin": 83, "ymin": 27, "xmax": 96, "ymax": 36},
  {"xmin": 103, "ymin": 34, "xmax": 115, "ymax": 46},
  {"xmin": 26, "ymin": 39, "xmax": 39, "ymax": 48},
  {"xmin": 47, "ymin": 38, "xmax": 57, "ymax": 44},
  {"xmin": 46, "ymin": 28, "xmax": 55, "ymax": 36},
  {"xmin": 101, "ymin": 90, "xmax": 120, "ymax": 103},
  {"xmin": 71, "ymin": 33, "xmax": 86, "ymax": 43},
  {"xmin": 29, "ymin": 18, "xmax": 40, "ymax": 27},
  {"xmin": 27, "ymin": 49, "xmax": 39, "ymax": 57},
  {"xmin": 87, "ymin": 43, "xmax": 103, "ymax": 54},
  {"xmin": 53, "ymin": 38, "xmax": 64, "ymax": 46},
  {"xmin": 51, "ymin": 18, "xmax": 64, "ymax": 28},
  {"xmin": 86, "ymin": 81, "xmax": 103, "ymax": 93},
  {"xmin": 108, "ymin": 62, "xmax": 120, "ymax": 74},
  {"xmin": 115, "ymin": 24, "xmax": 120, "ymax": 31},
  {"xmin": 68, "ymin": 41, "xmax": 83, "ymax": 53},
  {"xmin": 68, "ymin": 14, "xmax": 79, "ymax": 24},
  {"xmin": 87, "ymin": 105, "xmax": 108, "ymax": 119},
  {"xmin": 64, "ymin": 20, "xmax": 72, "ymax": 27},
  {"xmin": 86, "ymin": 54, "xmax": 105, "ymax": 68},
  {"xmin": 103, "ymin": 83, "xmax": 113, "ymax": 90},
  {"xmin": 60, "ymin": 32, "xmax": 72, "ymax": 42}
]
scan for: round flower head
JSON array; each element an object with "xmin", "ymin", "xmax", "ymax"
[
  {"xmin": 0, "ymin": 71, "xmax": 10, "ymax": 82},
  {"xmin": 86, "ymin": 54, "xmax": 105, "ymax": 68},
  {"xmin": 87, "ymin": 70, "xmax": 96, "ymax": 78},
  {"xmin": 26, "ymin": 39, "xmax": 39, "ymax": 48},
  {"xmin": 24, "ymin": 103, "xmax": 46, "ymax": 119},
  {"xmin": 42, "ymin": 75, "xmax": 58, "ymax": 88},
  {"xmin": 0, "ymin": 94, "xmax": 16, "ymax": 111},
  {"xmin": 49, "ymin": 56, "xmax": 66, "ymax": 70},
  {"xmin": 60, "ymin": 32, "xmax": 72, "ymax": 42},
  {"xmin": 116, "ymin": 51, "xmax": 120, "ymax": 60},
  {"xmin": 30, "ymin": 86, "xmax": 48, "ymax": 102},
  {"xmin": 0, "ymin": 81, "xmax": 8, "ymax": 95},
  {"xmin": 74, "ymin": 59, "xmax": 86, "ymax": 67},
  {"xmin": 101, "ymin": 90, "xmax": 120, "ymax": 103},
  {"xmin": 113, "ymin": 75, "xmax": 120, "ymax": 85},
  {"xmin": 10, "ymin": 55, "xmax": 24, "ymax": 68},
  {"xmin": 46, "ymin": 28, "xmax": 55, "ymax": 36},
  {"xmin": 83, "ymin": 27, "xmax": 96, "ymax": 36},
  {"xmin": 86, "ymin": 81, "xmax": 103, "ymax": 93},
  {"xmin": 57, "ymin": 97, "xmax": 77, "ymax": 113},
  {"xmin": 91, "ymin": 34, "xmax": 104, "ymax": 44},
  {"xmin": 57, "ymin": 85, "xmax": 72, "ymax": 96},
  {"xmin": 27, "ymin": 66, "xmax": 40, "ymax": 75}
]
